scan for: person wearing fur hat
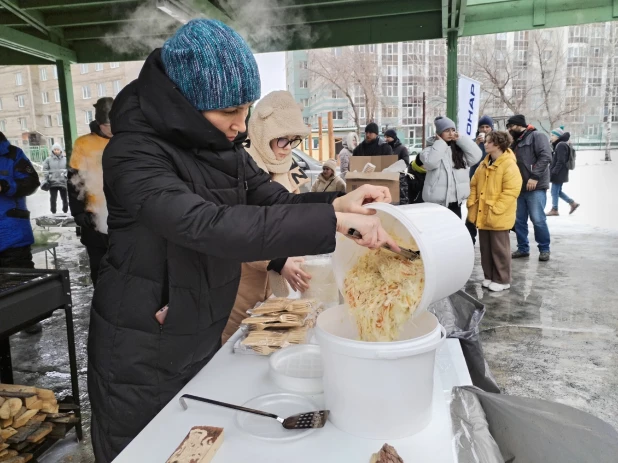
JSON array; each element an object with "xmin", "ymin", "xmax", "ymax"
[
  {"xmin": 353, "ymin": 122, "xmax": 393, "ymax": 156},
  {"xmin": 312, "ymin": 158, "xmax": 346, "ymax": 193},
  {"xmin": 42, "ymin": 143, "xmax": 68, "ymax": 214},
  {"xmin": 222, "ymin": 90, "xmax": 314, "ymax": 343},
  {"xmin": 420, "ymin": 116, "xmax": 482, "ymax": 217},
  {"xmin": 338, "ymin": 132, "xmax": 358, "ymax": 179},
  {"xmin": 89, "ymin": 19, "xmax": 398, "ymax": 461}
]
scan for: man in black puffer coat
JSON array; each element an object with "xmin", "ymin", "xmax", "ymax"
[
  {"xmin": 89, "ymin": 20, "xmax": 398, "ymax": 462},
  {"xmin": 353, "ymin": 122, "xmax": 393, "ymax": 156}
]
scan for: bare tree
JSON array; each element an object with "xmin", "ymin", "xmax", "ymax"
[
  {"xmin": 470, "ymin": 36, "xmax": 533, "ymax": 115},
  {"xmin": 307, "ymin": 48, "xmax": 383, "ymax": 132},
  {"xmin": 604, "ymin": 23, "xmax": 616, "ymax": 162},
  {"xmin": 529, "ymin": 30, "xmax": 587, "ymax": 132}
]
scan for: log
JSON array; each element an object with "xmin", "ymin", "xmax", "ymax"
[
  {"xmin": 11, "ymin": 410, "xmax": 25, "ymax": 422},
  {"xmin": 0, "ymin": 418, "xmax": 12, "ymax": 428},
  {"xmin": 29, "ymin": 415, "xmax": 45, "ymax": 424},
  {"xmin": 0, "ymin": 429, "xmax": 16, "ymax": 441},
  {"xmin": 0, "ymin": 387, "xmax": 36, "ymax": 397},
  {"xmin": 0, "ymin": 444, "xmax": 7, "ymax": 451},
  {"xmin": 5, "ymin": 422, "xmax": 41, "ymax": 444},
  {"xmin": 6, "ymin": 401, "xmax": 21, "ymax": 419},
  {"xmin": 0, "ymin": 456, "xmax": 25, "ymax": 463},
  {"xmin": 26, "ymin": 423, "xmax": 52, "ymax": 443},
  {"xmin": 0, "ymin": 394, "xmax": 34, "ymax": 400},
  {"xmin": 39, "ymin": 402, "xmax": 58, "ymax": 414},
  {"xmin": 0, "ymin": 399, "xmax": 4, "ymax": 407},
  {"xmin": 22, "ymin": 455, "xmax": 33, "ymax": 463},
  {"xmin": 34, "ymin": 389, "xmax": 55, "ymax": 401},
  {"xmin": 0, "ymin": 450, "xmax": 18, "ymax": 462},
  {"xmin": 22, "ymin": 398, "xmax": 40, "ymax": 411},
  {"xmin": 12, "ymin": 411, "xmax": 39, "ymax": 430},
  {"xmin": 46, "ymin": 416, "xmax": 79, "ymax": 424},
  {"xmin": 43, "ymin": 413, "xmax": 71, "ymax": 420},
  {"xmin": 0, "ymin": 403, "xmax": 9, "ymax": 421}
]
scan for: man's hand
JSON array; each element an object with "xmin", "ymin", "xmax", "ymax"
[
  {"xmin": 280, "ymin": 257, "xmax": 311, "ymax": 293},
  {"xmin": 332, "ymin": 184, "xmax": 392, "ymax": 215},
  {"xmin": 526, "ymin": 179, "xmax": 538, "ymax": 191},
  {"xmin": 335, "ymin": 212, "xmax": 400, "ymax": 252}
]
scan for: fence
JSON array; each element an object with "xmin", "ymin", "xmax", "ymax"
[{"xmin": 24, "ymin": 146, "xmax": 49, "ymax": 163}]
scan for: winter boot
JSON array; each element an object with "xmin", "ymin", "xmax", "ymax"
[
  {"xmin": 569, "ymin": 202, "xmax": 580, "ymax": 215},
  {"xmin": 546, "ymin": 208, "xmax": 559, "ymax": 217},
  {"xmin": 539, "ymin": 252, "xmax": 551, "ymax": 262},
  {"xmin": 512, "ymin": 250, "xmax": 530, "ymax": 259}
]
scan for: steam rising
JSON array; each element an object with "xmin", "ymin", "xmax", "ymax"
[{"xmin": 103, "ymin": 0, "xmax": 316, "ymax": 56}]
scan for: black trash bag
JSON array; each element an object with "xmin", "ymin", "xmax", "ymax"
[
  {"xmin": 451, "ymin": 385, "xmax": 618, "ymax": 463},
  {"xmin": 429, "ymin": 290, "xmax": 500, "ymax": 393}
]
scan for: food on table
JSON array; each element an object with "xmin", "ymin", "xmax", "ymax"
[
  {"xmin": 235, "ymin": 298, "xmax": 321, "ymax": 355},
  {"xmin": 166, "ymin": 426, "xmax": 224, "ymax": 463},
  {"xmin": 345, "ymin": 247, "xmax": 424, "ymax": 342},
  {"xmin": 370, "ymin": 443, "xmax": 404, "ymax": 463}
]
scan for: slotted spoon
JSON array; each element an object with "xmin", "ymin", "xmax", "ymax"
[{"xmin": 179, "ymin": 394, "xmax": 329, "ymax": 429}]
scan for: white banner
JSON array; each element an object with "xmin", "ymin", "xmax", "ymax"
[{"xmin": 457, "ymin": 75, "xmax": 481, "ymax": 138}]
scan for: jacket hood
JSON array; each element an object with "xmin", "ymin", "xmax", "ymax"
[
  {"xmin": 555, "ymin": 132, "xmax": 571, "ymax": 144},
  {"xmin": 483, "ymin": 148, "xmax": 516, "ymax": 167},
  {"xmin": 247, "ymin": 90, "xmax": 308, "ymax": 175},
  {"xmin": 342, "ymin": 132, "xmax": 359, "ymax": 150},
  {"xmin": 51, "ymin": 143, "xmax": 64, "ymax": 155},
  {"xmin": 110, "ymin": 49, "xmax": 244, "ymax": 151},
  {"xmin": 425, "ymin": 136, "xmax": 437, "ymax": 147}
]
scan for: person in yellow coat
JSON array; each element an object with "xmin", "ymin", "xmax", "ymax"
[{"xmin": 467, "ymin": 131, "xmax": 522, "ymax": 292}]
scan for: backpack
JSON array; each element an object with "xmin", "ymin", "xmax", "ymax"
[{"xmin": 566, "ymin": 144, "xmax": 576, "ymax": 170}]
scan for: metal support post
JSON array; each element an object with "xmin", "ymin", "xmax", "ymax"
[
  {"xmin": 56, "ymin": 60, "xmax": 78, "ymax": 160},
  {"xmin": 446, "ymin": 30, "xmax": 458, "ymax": 122}
]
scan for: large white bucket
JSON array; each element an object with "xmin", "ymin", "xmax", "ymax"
[
  {"xmin": 315, "ymin": 305, "xmax": 446, "ymax": 439},
  {"xmin": 332, "ymin": 202, "xmax": 474, "ymax": 315},
  {"xmin": 315, "ymin": 203, "xmax": 473, "ymax": 438}
]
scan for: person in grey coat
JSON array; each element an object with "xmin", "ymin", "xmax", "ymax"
[
  {"xmin": 507, "ymin": 114, "xmax": 552, "ymax": 261},
  {"xmin": 420, "ymin": 116, "xmax": 482, "ymax": 218},
  {"xmin": 42, "ymin": 143, "xmax": 68, "ymax": 214}
]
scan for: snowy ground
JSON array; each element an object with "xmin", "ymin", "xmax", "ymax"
[{"xmin": 8, "ymin": 151, "xmax": 618, "ymax": 461}]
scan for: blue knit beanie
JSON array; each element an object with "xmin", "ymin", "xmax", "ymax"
[{"xmin": 161, "ymin": 19, "xmax": 261, "ymax": 111}]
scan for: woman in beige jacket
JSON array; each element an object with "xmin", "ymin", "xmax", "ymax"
[
  {"xmin": 222, "ymin": 91, "xmax": 314, "ymax": 343},
  {"xmin": 311, "ymin": 159, "xmax": 346, "ymax": 193}
]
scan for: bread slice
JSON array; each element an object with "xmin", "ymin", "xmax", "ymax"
[
  {"xmin": 166, "ymin": 426, "xmax": 223, "ymax": 463},
  {"xmin": 370, "ymin": 443, "xmax": 404, "ymax": 463}
]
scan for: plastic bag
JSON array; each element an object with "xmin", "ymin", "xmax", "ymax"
[
  {"xmin": 451, "ymin": 385, "xmax": 618, "ymax": 463},
  {"xmin": 429, "ymin": 290, "xmax": 500, "ymax": 393}
]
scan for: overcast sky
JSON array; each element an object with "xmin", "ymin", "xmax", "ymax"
[{"xmin": 254, "ymin": 51, "xmax": 287, "ymax": 97}]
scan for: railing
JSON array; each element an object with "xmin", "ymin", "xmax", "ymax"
[{"xmin": 24, "ymin": 146, "xmax": 49, "ymax": 163}]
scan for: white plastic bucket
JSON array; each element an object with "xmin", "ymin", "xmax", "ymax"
[
  {"xmin": 315, "ymin": 304, "xmax": 446, "ymax": 438},
  {"xmin": 332, "ymin": 202, "xmax": 474, "ymax": 316},
  {"xmin": 315, "ymin": 203, "xmax": 473, "ymax": 438}
]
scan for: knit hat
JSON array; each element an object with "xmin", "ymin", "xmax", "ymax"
[
  {"xmin": 323, "ymin": 159, "xmax": 337, "ymax": 172},
  {"xmin": 478, "ymin": 115, "xmax": 494, "ymax": 130},
  {"xmin": 248, "ymin": 91, "xmax": 309, "ymax": 176},
  {"xmin": 94, "ymin": 97, "xmax": 114, "ymax": 124},
  {"xmin": 51, "ymin": 143, "xmax": 63, "ymax": 154},
  {"xmin": 551, "ymin": 126, "xmax": 565, "ymax": 138},
  {"xmin": 507, "ymin": 114, "xmax": 527, "ymax": 127},
  {"xmin": 384, "ymin": 129, "xmax": 398, "ymax": 139},
  {"xmin": 434, "ymin": 116, "xmax": 456, "ymax": 134},
  {"xmin": 161, "ymin": 19, "xmax": 261, "ymax": 111},
  {"xmin": 365, "ymin": 122, "xmax": 379, "ymax": 135}
]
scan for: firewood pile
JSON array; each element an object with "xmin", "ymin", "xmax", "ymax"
[{"xmin": 0, "ymin": 384, "xmax": 79, "ymax": 462}]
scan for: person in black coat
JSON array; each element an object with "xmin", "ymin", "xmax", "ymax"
[
  {"xmin": 353, "ymin": 122, "xmax": 393, "ymax": 156},
  {"xmin": 546, "ymin": 128, "xmax": 580, "ymax": 216},
  {"xmin": 89, "ymin": 19, "xmax": 398, "ymax": 462},
  {"xmin": 384, "ymin": 129, "xmax": 410, "ymax": 204}
]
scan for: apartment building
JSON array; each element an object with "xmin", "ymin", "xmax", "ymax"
[
  {"xmin": 0, "ymin": 61, "xmax": 142, "ymax": 150},
  {"xmin": 287, "ymin": 21, "xmax": 617, "ymax": 147}
]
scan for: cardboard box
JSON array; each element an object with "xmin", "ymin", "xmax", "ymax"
[
  {"xmin": 345, "ymin": 172, "xmax": 400, "ymax": 203},
  {"xmin": 349, "ymin": 155, "xmax": 398, "ymax": 173}
]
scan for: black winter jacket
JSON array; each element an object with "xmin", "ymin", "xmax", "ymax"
[
  {"xmin": 388, "ymin": 139, "xmax": 410, "ymax": 167},
  {"xmin": 88, "ymin": 49, "xmax": 339, "ymax": 462},
  {"xmin": 550, "ymin": 132, "xmax": 571, "ymax": 184},
  {"xmin": 353, "ymin": 137, "xmax": 393, "ymax": 156},
  {"xmin": 511, "ymin": 127, "xmax": 552, "ymax": 192}
]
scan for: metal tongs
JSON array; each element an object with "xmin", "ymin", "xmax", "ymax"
[{"xmin": 347, "ymin": 228, "xmax": 420, "ymax": 261}]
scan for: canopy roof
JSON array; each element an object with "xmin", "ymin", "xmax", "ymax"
[{"xmin": 1, "ymin": 0, "xmax": 617, "ymax": 64}]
